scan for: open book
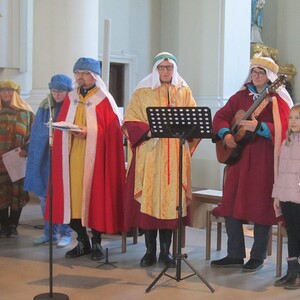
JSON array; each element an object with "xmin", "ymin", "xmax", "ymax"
[{"xmin": 45, "ymin": 121, "xmax": 82, "ymax": 132}]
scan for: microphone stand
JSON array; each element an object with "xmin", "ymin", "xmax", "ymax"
[{"xmin": 34, "ymin": 99, "xmax": 69, "ymax": 300}]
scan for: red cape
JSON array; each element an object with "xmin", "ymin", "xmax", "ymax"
[{"xmin": 46, "ymin": 93, "xmax": 125, "ymax": 234}]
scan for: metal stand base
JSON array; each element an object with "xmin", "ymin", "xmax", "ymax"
[
  {"xmin": 33, "ymin": 293, "xmax": 69, "ymax": 300},
  {"xmin": 96, "ymin": 248, "xmax": 117, "ymax": 268},
  {"xmin": 145, "ymin": 253, "xmax": 215, "ymax": 293}
]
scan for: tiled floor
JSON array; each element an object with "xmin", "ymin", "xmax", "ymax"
[{"xmin": 0, "ymin": 199, "xmax": 298, "ymax": 300}]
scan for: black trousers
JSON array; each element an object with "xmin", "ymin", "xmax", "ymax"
[
  {"xmin": 281, "ymin": 201, "xmax": 300, "ymax": 258},
  {"xmin": 0, "ymin": 207, "xmax": 22, "ymax": 227},
  {"xmin": 69, "ymin": 218, "xmax": 101, "ymax": 243},
  {"xmin": 143, "ymin": 229, "xmax": 172, "ymax": 253},
  {"xmin": 225, "ymin": 216, "xmax": 271, "ymax": 260}
]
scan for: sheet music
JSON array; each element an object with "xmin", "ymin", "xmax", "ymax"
[{"xmin": 2, "ymin": 147, "xmax": 27, "ymax": 182}]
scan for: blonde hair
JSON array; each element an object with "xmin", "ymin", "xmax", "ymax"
[{"xmin": 286, "ymin": 104, "xmax": 300, "ymax": 145}]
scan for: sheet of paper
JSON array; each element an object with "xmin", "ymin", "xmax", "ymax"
[
  {"xmin": 45, "ymin": 121, "xmax": 82, "ymax": 132},
  {"xmin": 2, "ymin": 147, "xmax": 27, "ymax": 182}
]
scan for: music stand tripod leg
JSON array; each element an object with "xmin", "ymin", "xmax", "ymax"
[
  {"xmin": 145, "ymin": 262, "xmax": 173, "ymax": 293},
  {"xmin": 182, "ymin": 257, "xmax": 215, "ymax": 292}
]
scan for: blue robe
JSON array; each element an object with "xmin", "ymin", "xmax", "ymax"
[{"xmin": 24, "ymin": 95, "xmax": 62, "ymax": 197}]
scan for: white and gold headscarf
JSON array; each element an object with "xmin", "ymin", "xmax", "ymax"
[
  {"xmin": 0, "ymin": 80, "xmax": 33, "ymax": 112},
  {"xmin": 245, "ymin": 56, "xmax": 293, "ymax": 108},
  {"xmin": 135, "ymin": 52, "xmax": 188, "ymax": 90}
]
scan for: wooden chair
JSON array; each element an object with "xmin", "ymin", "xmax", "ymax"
[{"xmin": 121, "ymin": 228, "xmax": 138, "ymax": 253}]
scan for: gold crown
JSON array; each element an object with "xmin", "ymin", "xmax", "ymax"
[{"xmin": 250, "ymin": 56, "xmax": 279, "ymax": 74}]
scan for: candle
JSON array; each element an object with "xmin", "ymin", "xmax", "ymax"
[{"xmin": 102, "ymin": 19, "xmax": 111, "ymax": 89}]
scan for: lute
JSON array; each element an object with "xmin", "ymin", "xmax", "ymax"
[{"xmin": 215, "ymin": 74, "xmax": 287, "ymax": 165}]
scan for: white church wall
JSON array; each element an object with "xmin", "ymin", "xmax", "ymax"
[{"xmin": 263, "ymin": 0, "xmax": 300, "ymax": 103}]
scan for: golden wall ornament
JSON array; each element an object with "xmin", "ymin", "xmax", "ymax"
[
  {"xmin": 250, "ymin": 43, "xmax": 278, "ymax": 62},
  {"xmin": 278, "ymin": 64, "xmax": 297, "ymax": 100}
]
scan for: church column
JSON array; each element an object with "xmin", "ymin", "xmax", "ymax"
[
  {"xmin": 29, "ymin": 0, "xmax": 99, "ymax": 112},
  {"xmin": 0, "ymin": 0, "xmax": 33, "ymax": 99},
  {"xmin": 160, "ymin": 0, "xmax": 251, "ymax": 189}
]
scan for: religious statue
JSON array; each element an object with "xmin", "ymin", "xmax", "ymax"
[{"xmin": 251, "ymin": 0, "xmax": 266, "ymax": 44}]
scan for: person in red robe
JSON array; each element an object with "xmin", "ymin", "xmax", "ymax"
[
  {"xmin": 50, "ymin": 57, "xmax": 125, "ymax": 261},
  {"xmin": 211, "ymin": 56, "xmax": 293, "ymax": 272}
]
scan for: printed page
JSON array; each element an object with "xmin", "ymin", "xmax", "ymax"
[{"xmin": 2, "ymin": 147, "xmax": 27, "ymax": 182}]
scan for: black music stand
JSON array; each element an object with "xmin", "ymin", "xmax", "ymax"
[
  {"xmin": 34, "ymin": 105, "xmax": 69, "ymax": 300},
  {"xmin": 145, "ymin": 106, "xmax": 215, "ymax": 293}
]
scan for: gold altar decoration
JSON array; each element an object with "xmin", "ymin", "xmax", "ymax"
[
  {"xmin": 251, "ymin": 43, "xmax": 278, "ymax": 62},
  {"xmin": 278, "ymin": 64, "xmax": 297, "ymax": 82},
  {"xmin": 278, "ymin": 64, "xmax": 297, "ymax": 100}
]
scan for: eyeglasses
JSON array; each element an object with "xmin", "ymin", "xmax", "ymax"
[
  {"xmin": 157, "ymin": 65, "xmax": 174, "ymax": 71},
  {"xmin": 251, "ymin": 70, "xmax": 266, "ymax": 77},
  {"xmin": 74, "ymin": 71, "xmax": 91, "ymax": 76},
  {"xmin": 0, "ymin": 88, "xmax": 14, "ymax": 93},
  {"xmin": 51, "ymin": 89, "xmax": 67, "ymax": 95}
]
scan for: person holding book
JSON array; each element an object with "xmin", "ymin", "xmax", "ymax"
[{"xmin": 50, "ymin": 58, "xmax": 125, "ymax": 261}]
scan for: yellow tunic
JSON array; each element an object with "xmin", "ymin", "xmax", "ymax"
[
  {"xmin": 124, "ymin": 84, "xmax": 199, "ymax": 220},
  {"xmin": 69, "ymin": 88, "xmax": 98, "ymax": 218}
]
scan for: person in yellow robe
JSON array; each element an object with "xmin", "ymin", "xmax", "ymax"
[{"xmin": 122, "ymin": 52, "xmax": 200, "ymax": 267}]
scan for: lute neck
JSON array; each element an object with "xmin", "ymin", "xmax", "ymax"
[{"xmin": 242, "ymin": 87, "xmax": 269, "ymax": 121}]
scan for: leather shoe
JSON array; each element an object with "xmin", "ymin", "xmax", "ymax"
[
  {"xmin": 65, "ymin": 239, "xmax": 91, "ymax": 258},
  {"xmin": 7, "ymin": 225, "xmax": 18, "ymax": 238},
  {"xmin": 91, "ymin": 243, "xmax": 104, "ymax": 261},
  {"xmin": 211, "ymin": 256, "xmax": 244, "ymax": 268},
  {"xmin": 140, "ymin": 252, "xmax": 156, "ymax": 267},
  {"xmin": 0, "ymin": 225, "xmax": 8, "ymax": 238},
  {"xmin": 243, "ymin": 258, "xmax": 263, "ymax": 273},
  {"xmin": 274, "ymin": 271, "xmax": 293, "ymax": 287},
  {"xmin": 284, "ymin": 274, "xmax": 300, "ymax": 289}
]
